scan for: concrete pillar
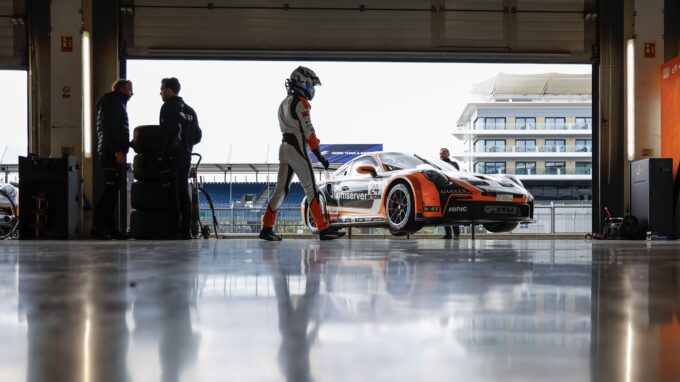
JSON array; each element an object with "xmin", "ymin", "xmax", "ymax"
[
  {"xmin": 92, "ymin": 0, "xmax": 123, "ymax": 232},
  {"xmin": 594, "ymin": 0, "xmax": 626, "ymax": 227},
  {"xmin": 631, "ymin": 0, "xmax": 664, "ymax": 160},
  {"xmin": 47, "ymin": 0, "xmax": 92, "ymax": 236},
  {"xmin": 50, "ymin": 0, "xmax": 86, "ymax": 158},
  {"xmin": 27, "ymin": 0, "xmax": 51, "ymax": 157}
]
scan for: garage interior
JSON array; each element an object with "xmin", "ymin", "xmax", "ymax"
[{"xmin": 2, "ymin": 0, "xmax": 680, "ymax": 380}]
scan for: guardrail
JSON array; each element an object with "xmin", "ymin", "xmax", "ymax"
[{"xmin": 200, "ymin": 204, "xmax": 592, "ymax": 235}]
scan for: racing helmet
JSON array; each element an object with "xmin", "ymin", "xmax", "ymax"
[{"xmin": 286, "ymin": 66, "xmax": 321, "ymax": 100}]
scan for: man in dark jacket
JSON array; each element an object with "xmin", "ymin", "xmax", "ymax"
[
  {"xmin": 440, "ymin": 147, "xmax": 461, "ymax": 240},
  {"xmin": 159, "ymin": 77, "xmax": 202, "ymax": 239},
  {"xmin": 91, "ymin": 79, "xmax": 133, "ymax": 240}
]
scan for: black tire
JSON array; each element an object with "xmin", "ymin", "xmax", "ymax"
[
  {"xmin": 386, "ymin": 183, "xmax": 419, "ymax": 233},
  {"xmin": 130, "ymin": 210, "xmax": 174, "ymax": 239},
  {"xmin": 131, "ymin": 125, "xmax": 161, "ymax": 155},
  {"xmin": 133, "ymin": 154, "xmax": 171, "ymax": 181},
  {"xmin": 483, "ymin": 222, "xmax": 519, "ymax": 233},
  {"xmin": 131, "ymin": 180, "xmax": 172, "ymax": 211}
]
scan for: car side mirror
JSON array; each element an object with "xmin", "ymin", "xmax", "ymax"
[{"xmin": 356, "ymin": 165, "xmax": 378, "ymax": 177}]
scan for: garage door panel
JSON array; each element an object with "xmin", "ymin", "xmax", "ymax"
[
  {"xmin": 517, "ymin": 13, "xmax": 584, "ymax": 52},
  {"xmin": 133, "ymin": 7, "xmax": 431, "ymax": 51},
  {"xmin": 445, "ymin": 0, "xmax": 503, "ymax": 11},
  {"xmin": 517, "ymin": 0, "xmax": 584, "ymax": 12},
  {"xmin": 442, "ymin": 12, "xmax": 505, "ymax": 47},
  {"xmin": 133, "ymin": 0, "xmax": 433, "ymax": 9},
  {"xmin": 0, "ymin": 0, "xmax": 23, "ymax": 67},
  {"xmin": 125, "ymin": 0, "xmax": 593, "ymax": 62}
]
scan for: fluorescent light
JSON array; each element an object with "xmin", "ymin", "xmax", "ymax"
[
  {"xmin": 626, "ymin": 39, "xmax": 635, "ymax": 161},
  {"xmin": 82, "ymin": 31, "xmax": 92, "ymax": 159}
]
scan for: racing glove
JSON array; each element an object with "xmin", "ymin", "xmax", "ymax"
[{"xmin": 312, "ymin": 149, "xmax": 330, "ymax": 170}]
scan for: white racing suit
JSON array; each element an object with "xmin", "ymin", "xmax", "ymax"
[{"xmin": 262, "ymin": 94, "xmax": 329, "ymax": 231}]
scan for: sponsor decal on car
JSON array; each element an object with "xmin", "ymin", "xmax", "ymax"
[
  {"xmin": 495, "ymin": 194, "xmax": 513, "ymax": 201},
  {"xmin": 439, "ymin": 187, "xmax": 471, "ymax": 195},
  {"xmin": 334, "ymin": 191, "xmax": 379, "ymax": 201},
  {"xmin": 484, "ymin": 205, "xmax": 518, "ymax": 215},
  {"xmin": 447, "ymin": 206, "xmax": 468, "ymax": 213}
]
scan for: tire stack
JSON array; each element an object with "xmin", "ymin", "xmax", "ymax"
[{"xmin": 129, "ymin": 125, "xmax": 175, "ymax": 239}]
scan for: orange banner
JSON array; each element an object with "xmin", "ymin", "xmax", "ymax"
[{"xmin": 661, "ymin": 56, "xmax": 680, "ymax": 178}]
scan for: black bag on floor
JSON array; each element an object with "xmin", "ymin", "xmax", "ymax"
[{"xmin": 603, "ymin": 215, "xmax": 642, "ymax": 240}]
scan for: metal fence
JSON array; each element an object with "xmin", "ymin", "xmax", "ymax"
[{"xmin": 199, "ymin": 203, "xmax": 592, "ymax": 235}]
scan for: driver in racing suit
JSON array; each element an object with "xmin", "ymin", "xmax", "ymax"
[{"xmin": 259, "ymin": 66, "xmax": 344, "ymax": 241}]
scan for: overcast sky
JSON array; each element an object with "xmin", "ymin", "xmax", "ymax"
[
  {"xmin": 125, "ymin": 61, "xmax": 591, "ymax": 164},
  {"xmin": 0, "ymin": 62, "xmax": 590, "ymax": 166}
]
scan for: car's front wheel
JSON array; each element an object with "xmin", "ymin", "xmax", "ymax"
[{"xmin": 386, "ymin": 183, "xmax": 420, "ymax": 233}]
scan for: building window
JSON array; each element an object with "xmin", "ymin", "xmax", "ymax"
[
  {"xmin": 545, "ymin": 117, "xmax": 566, "ymax": 129},
  {"xmin": 482, "ymin": 139, "xmax": 506, "ymax": 152},
  {"xmin": 575, "ymin": 161, "xmax": 592, "ymax": 175},
  {"xmin": 545, "ymin": 161, "xmax": 566, "ymax": 175},
  {"xmin": 575, "ymin": 117, "xmax": 592, "ymax": 130},
  {"xmin": 516, "ymin": 117, "xmax": 536, "ymax": 130},
  {"xmin": 515, "ymin": 161, "xmax": 536, "ymax": 175},
  {"xmin": 575, "ymin": 139, "xmax": 592, "ymax": 152},
  {"xmin": 476, "ymin": 117, "xmax": 506, "ymax": 130},
  {"xmin": 515, "ymin": 139, "xmax": 536, "ymax": 152},
  {"xmin": 476, "ymin": 162, "xmax": 506, "ymax": 174},
  {"xmin": 544, "ymin": 139, "xmax": 566, "ymax": 152}
]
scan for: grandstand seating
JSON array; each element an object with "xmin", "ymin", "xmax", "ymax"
[{"xmin": 198, "ymin": 182, "xmax": 307, "ymax": 209}]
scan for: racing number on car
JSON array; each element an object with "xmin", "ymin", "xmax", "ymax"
[{"xmin": 368, "ymin": 181, "xmax": 381, "ymax": 197}]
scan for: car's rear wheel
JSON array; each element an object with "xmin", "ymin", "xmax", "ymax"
[
  {"xmin": 386, "ymin": 183, "xmax": 421, "ymax": 233},
  {"xmin": 483, "ymin": 222, "xmax": 519, "ymax": 233}
]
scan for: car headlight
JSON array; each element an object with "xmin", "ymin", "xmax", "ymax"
[{"xmin": 422, "ymin": 170, "xmax": 450, "ymax": 187}]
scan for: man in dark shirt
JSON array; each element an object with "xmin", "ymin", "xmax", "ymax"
[
  {"xmin": 91, "ymin": 79, "xmax": 133, "ymax": 240},
  {"xmin": 440, "ymin": 147, "xmax": 461, "ymax": 239},
  {"xmin": 159, "ymin": 77, "xmax": 202, "ymax": 239}
]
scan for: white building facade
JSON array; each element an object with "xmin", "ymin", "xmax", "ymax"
[{"xmin": 454, "ymin": 73, "xmax": 592, "ymax": 203}]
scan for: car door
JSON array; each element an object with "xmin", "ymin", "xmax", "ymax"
[{"xmin": 336, "ymin": 156, "xmax": 382, "ymax": 213}]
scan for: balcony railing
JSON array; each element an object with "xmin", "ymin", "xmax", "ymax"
[
  {"xmin": 464, "ymin": 122, "xmax": 592, "ymax": 131},
  {"xmin": 473, "ymin": 145, "xmax": 593, "ymax": 153},
  {"xmin": 478, "ymin": 168, "xmax": 592, "ymax": 175}
]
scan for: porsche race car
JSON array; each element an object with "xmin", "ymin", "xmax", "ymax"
[
  {"xmin": 301, "ymin": 152, "xmax": 534, "ymax": 235},
  {"xmin": 0, "ymin": 182, "xmax": 18, "ymax": 239}
]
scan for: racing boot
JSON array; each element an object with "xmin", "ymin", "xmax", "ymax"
[
  {"xmin": 319, "ymin": 228, "xmax": 343, "ymax": 241},
  {"xmin": 259, "ymin": 227, "xmax": 282, "ymax": 241}
]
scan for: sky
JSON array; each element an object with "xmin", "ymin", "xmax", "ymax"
[
  {"xmin": 0, "ymin": 62, "xmax": 590, "ymax": 166},
  {"xmin": 125, "ymin": 61, "xmax": 591, "ymax": 164}
]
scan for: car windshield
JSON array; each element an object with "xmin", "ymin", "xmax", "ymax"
[{"xmin": 379, "ymin": 152, "xmax": 430, "ymax": 171}]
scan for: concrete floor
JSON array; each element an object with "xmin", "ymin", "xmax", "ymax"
[{"xmin": 0, "ymin": 239, "xmax": 679, "ymax": 382}]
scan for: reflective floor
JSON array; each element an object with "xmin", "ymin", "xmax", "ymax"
[{"xmin": 1, "ymin": 239, "xmax": 680, "ymax": 381}]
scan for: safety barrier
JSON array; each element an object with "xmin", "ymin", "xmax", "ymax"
[{"xmin": 199, "ymin": 203, "xmax": 593, "ymax": 235}]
